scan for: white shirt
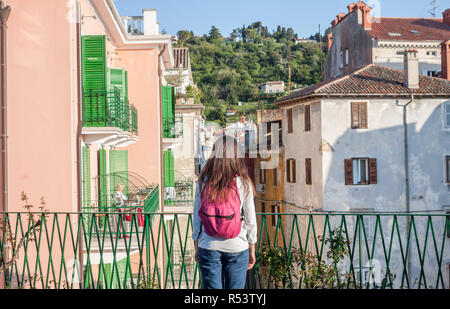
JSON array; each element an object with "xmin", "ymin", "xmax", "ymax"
[{"xmin": 192, "ymin": 176, "xmax": 257, "ymax": 253}]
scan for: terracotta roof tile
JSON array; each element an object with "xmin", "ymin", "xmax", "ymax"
[
  {"xmin": 367, "ymin": 17, "xmax": 450, "ymax": 41},
  {"xmin": 276, "ymin": 64, "xmax": 450, "ymax": 104}
]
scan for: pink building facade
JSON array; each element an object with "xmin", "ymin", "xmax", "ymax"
[{"xmin": 0, "ymin": 0, "xmax": 175, "ymax": 288}]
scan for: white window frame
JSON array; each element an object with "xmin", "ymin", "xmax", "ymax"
[
  {"xmin": 444, "ymin": 102, "xmax": 450, "ymax": 129},
  {"xmin": 445, "ymin": 155, "xmax": 450, "ymax": 184},
  {"xmin": 352, "ymin": 158, "xmax": 369, "ymax": 185},
  {"xmin": 345, "ymin": 49, "xmax": 349, "ymax": 65}
]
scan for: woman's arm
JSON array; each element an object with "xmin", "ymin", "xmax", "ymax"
[
  {"xmin": 242, "ymin": 181, "xmax": 257, "ymax": 246},
  {"xmin": 192, "ymin": 181, "xmax": 202, "ymax": 241}
]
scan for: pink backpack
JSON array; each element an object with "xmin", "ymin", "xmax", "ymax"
[{"xmin": 198, "ymin": 181, "xmax": 242, "ymax": 239}]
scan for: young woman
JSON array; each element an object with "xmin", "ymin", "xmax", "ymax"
[{"xmin": 192, "ymin": 135, "xmax": 257, "ymax": 289}]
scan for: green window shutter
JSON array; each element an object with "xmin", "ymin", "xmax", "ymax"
[
  {"xmin": 162, "ymin": 85, "xmax": 175, "ymax": 138},
  {"xmin": 108, "ymin": 67, "xmax": 125, "ymax": 98},
  {"xmin": 163, "ymin": 150, "xmax": 174, "ymax": 188},
  {"xmin": 110, "ymin": 150, "xmax": 129, "ymax": 196},
  {"xmin": 82, "ymin": 146, "xmax": 91, "ymax": 209},
  {"xmin": 98, "ymin": 149, "xmax": 108, "ymax": 211},
  {"xmin": 82, "ymin": 35, "xmax": 107, "ymax": 127},
  {"xmin": 163, "ymin": 150, "xmax": 169, "ymax": 187},
  {"xmin": 169, "ymin": 150, "xmax": 175, "ymax": 187}
]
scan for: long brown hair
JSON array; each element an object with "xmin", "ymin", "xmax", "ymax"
[{"xmin": 198, "ymin": 134, "xmax": 254, "ymax": 202}]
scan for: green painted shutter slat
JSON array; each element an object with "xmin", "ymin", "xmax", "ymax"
[
  {"xmin": 163, "ymin": 150, "xmax": 174, "ymax": 188},
  {"xmin": 82, "ymin": 146, "xmax": 91, "ymax": 208},
  {"xmin": 82, "ymin": 35, "xmax": 107, "ymax": 127},
  {"xmin": 108, "ymin": 67, "xmax": 125, "ymax": 97},
  {"xmin": 169, "ymin": 150, "xmax": 175, "ymax": 187},
  {"xmin": 110, "ymin": 150, "xmax": 129, "ymax": 197},
  {"xmin": 163, "ymin": 150, "xmax": 169, "ymax": 187},
  {"xmin": 162, "ymin": 85, "xmax": 175, "ymax": 138},
  {"xmin": 98, "ymin": 149, "xmax": 108, "ymax": 211}
]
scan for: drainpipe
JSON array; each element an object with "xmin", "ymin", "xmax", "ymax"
[
  {"xmin": 157, "ymin": 44, "xmax": 166, "ymax": 288},
  {"xmin": 0, "ymin": 1, "xmax": 10, "ymax": 213},
  {"xmin": 398, "ymin": 94, "xmax": 414, "ymax": 284},
  {"xmin": 158, "ymin": 44, "xmax": 166, "ymax": 212},
  {"xmin": 0, "ymin": 0, "xmax": 10, "ymax": 289},
  {"xmin": 75, "ymin": 13, "xmax": 85, "ymax": 289}
]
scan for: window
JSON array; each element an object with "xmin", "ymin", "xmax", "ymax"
[
  {"xmin": 287, "ymin": 108, "xmax": 293, "ymax": 133},
  {"xmin": 267, "ymin": 121, "xmax": 282, "ymax": 149},
  {"xmin": 354, "ymin": 266, "xmax": 372, "ymax": 286},
  {"xmin": 287, "ymin": 159, "xmax": 296, "ymax": 183},
  {"xmin": 271, "ymin": 205, "xmax": 279, "ymax": 226},
  {"xmin": 273, "ymin": 168, "xmax": 278, "ymax": 187},
  {"xmin": 261, "ymin": 202, "xmax": 266, "ymax": 214},
  {"xmin": 351, "ymin": 102, "xmax": 368, "ymax": 129},
  {"xmin": 305, "ymin": 104, "xmax": 311, "ymax": 131},
  {"xmin": 305, "ymin": 158, "xmax": 312, "ymax": 185},
  {"xmin": 446, "ymin": 156, "xmax": 450, "ymax": 184},
  {"xmin": 339, "ymin": 51, "xmax": 344, "ymax": 69},
  {"xmin": 259, "ymin": 164, "xmax": 266, "ymax": 184},
  {"xmin": 345, "ymin": 158, "xmax": 377, "ymax": 185},
  {"xmin": 445, "ymin": 103, "xmax": 450, "ymax": 129},
  {"xmin": 427, "ymin": 70, "xmax": 438, "ymax": 77},
  {"xmin": 426, "ymin": 51, "xmax": 437, "ymax": 56},
  {"xmin": 345, "ymin": 49, "xmax": 349, "ymax": 65}
]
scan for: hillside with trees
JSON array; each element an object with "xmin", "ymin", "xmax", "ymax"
[{"xmin": 175, "ymin": 22, "xmax": 330, "ymax": 125}]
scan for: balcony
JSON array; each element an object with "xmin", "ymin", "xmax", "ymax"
[
  {"xmin": 1, "ymin": 212, "xmax": 448, "ymax": 289},
  {"xmin": 164, "ymin": 180, "xmax": 194, "ymax": 211},
  {"xmin": 82, "ymin": 88, "xmax": 138, "ymax": 146},
  {"xmin": 121, "ymin": 16, "xmax": 144, "ymax": 35},
  {"xmin": 162, "ymin": 114, "xmax": 183, "ymax": 149}
]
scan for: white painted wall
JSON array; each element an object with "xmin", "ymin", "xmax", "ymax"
[
  {"xmin": 282, "ymin": 100, "xmax": 324, "ymax": 212},
  {"xmin": 320, "ymin": 97, "xmax": 450, "ymax": 213}
]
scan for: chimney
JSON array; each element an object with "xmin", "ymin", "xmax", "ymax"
[
  {"xmin": 404, "ymin": 50, "xmax": 420, "ymax": 89},
  {"xmin": 443, "ymin": 9, "xmax": 450, "ymax": 27},
  {"xmin": 355, "ymin": 1, "xmax": 372, "ymax": 30},
  {"xmin": 327, "ymin": 33, "xmax": 333, "ymax": 50},
  {"xmin": 347, "ymin": 2, "xmax": 357, "ymax": 13},
  {"xmin": 143, "ymin": 9, "xmax": 159, "ymax": 35},
  {"xmin": 441, "ymin": 40, "xmax": 450, "ymax": 80}
]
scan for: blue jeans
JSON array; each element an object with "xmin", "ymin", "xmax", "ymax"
[{"xmin": 198, "ymin": 247, "xmax": 249, "ymax": 289}]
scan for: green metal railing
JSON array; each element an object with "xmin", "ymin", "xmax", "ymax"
[
  {"xmin": 163, "ymin": 114, "xmax": 183, "ymax": 139},
  {"xmin": 130, "ymin": 105, "xmax": 138, "ymax": 135},
  {"xmin": 83, "ymin": 88, "xmax": 138, "ymax": 134},
  {"xmin": 121, "ymin": 97, "xmax": 130, "ymax": 132},
  {"xmin": 164, "ymin": 180, "xmax": 193, "ymax": 207},
  {"xmin": 0, "ymin": 213, "xmax": 448, "ymax": 289}
]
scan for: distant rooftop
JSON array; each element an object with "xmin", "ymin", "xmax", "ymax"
[{"xmin": 276, "ymin": 64, "xmax": 450, "ymax": 105}]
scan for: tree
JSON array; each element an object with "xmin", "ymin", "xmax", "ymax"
[
  {"xmin": 208, "ymin": 25, "xmax": 222, "ymax": 41},
  {"xmin": 177, "ymin": 30, "xmax": 193, "ymax": 46}
]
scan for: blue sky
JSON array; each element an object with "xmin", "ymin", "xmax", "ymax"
[{"xmin": 114, "ymin": 0, "xmax": 446, "ymax": 38}]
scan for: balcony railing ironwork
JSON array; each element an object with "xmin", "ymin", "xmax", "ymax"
[
  {"xmin": 130, "ymin": 105, "xmax": 138, "ymax": 135},
  {"xmin": 163, "ymin": 114, "xmax": 183, "ymax": 139},
  {"xmin": 0, "ymin": 212, "xmax": 448, "ymax": 289},
  {"xmin": 83, "ymin": 87, "xmax": 138, "ymax": 134},
  {"xmin": 164, "ymin": 180, "xmax": 194, "ymax": 207}
]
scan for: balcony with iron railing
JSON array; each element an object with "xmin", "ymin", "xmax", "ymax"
[
  {"xmin": 82, "ymin": 87, "xmax": 139, "ymax": 146},
  {"xmin": 162, "ymin": 114, "xmax": 183, "ymax": 139},
  {"xmin": 164, "ymin": 180, "xmax": 194, "ymax": 209},
  {"xmin": 1, "ymin": 212, "xmax": 448, "ymax": 289}
]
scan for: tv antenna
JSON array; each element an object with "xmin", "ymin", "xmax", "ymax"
[{"xmin": 429, "ymin": 0, "xmax": 438, "ymax": 17}]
